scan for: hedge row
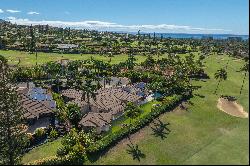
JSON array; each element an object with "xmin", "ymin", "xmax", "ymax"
[{"xmin": 26, "ymin": 155, "xmax": 85, "ymax": 165}]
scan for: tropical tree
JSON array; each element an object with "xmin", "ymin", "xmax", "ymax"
[
  {"xmin": 52, "ymin": 92, "xmax": 67, "ymax": 123},
  {"xmin": 29, "ymin": 25, "xmax": 36, "ymax": 53},
  {"xmin": 56, "ymin": 128, "xmax": 87, "ymax": 164},
  {"xmin": 0, "ymin": 56, "xmax": 29, "ymax": 165},
  {"xmin": 147, "ymin": 81, "xmax": 165, "ymax": 94},
  {"xmin": 79, "ymin": 44, "xmax": 87, "ymax": 56},
  {"xmin": 0, "ymin": 55, "xmax": 8, "ymax": 78},
  {"xmin": 239, "ymin": 59, "xmax": 249, "ymax": 94},
  {"xmin": 214, "ymin": 68, "xmax": 228, "ymax": 94},
  {"xmin": 124, "ymin": 102, "xmax": 142, "ymax": 142},
  {"xmin": 126, "ymin": 54, "xmax": 137, "ymax": 70},
  {"xmin": 66, "ymin": 103, "xmax": 82, "ymax": 127},
  {"xmin": 43, "ymin": 61, "xmax": 62, "ymax": 79},
  {"xmin": 125, "ymin": 102, "xmax": 142, "ymax": 125},
  {"xmin": 111, "ymin": 64, "xmax": 121, "ymax": 75},
  {"xmin": 102, "ymin": 71, "xmax": 112, "ymax": 88},
  {"xmin": 50, "ymin": 74, "xmax": 63, "ymax": 93},
  {"xmin": 76, "ymin": 78, "xmax": 97, "ymax": 112},
  {"xmin": 142, "ymin": 54, "xmax": 155, "ymax": 70}
]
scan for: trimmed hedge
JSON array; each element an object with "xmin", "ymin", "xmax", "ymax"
[{"xmin": 26, "ymin": 155, "xmax": 85, "ymax": 165}]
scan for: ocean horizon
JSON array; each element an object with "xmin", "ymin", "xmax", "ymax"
[{"xmin": 122, "ymin": 31, "xmax": 249, "ymax": 40}]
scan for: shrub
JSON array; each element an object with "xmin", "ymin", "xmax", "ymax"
[
  {"xmin": 34, "ymin": 128, "xmax": 46, "ymax": 138},
  {"xmin": 26, "ymin": 133, "xmax": 34, "ymax": 142},
  {"xmin": 26, "ymin": 155, "xmax": 84, "ymax": 165},
  {"xmin": 57, "ymin": 147, "xmax": 68, "ymax": 158},
  {"xmin": 66, "ymin": 103, "xmax": 82, "ymax": 127},
  {"xmin": 49, "ymin": 129, "xmax": 59, "ymax": 141}
]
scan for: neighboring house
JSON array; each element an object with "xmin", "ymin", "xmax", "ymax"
[
  {"xmin": 79, "ymin": 112, "xmax": 112, "ymax": 134},
  {"xmin": 57, "ymin": 44, "xmax": 78, "ymax": 53},
  {"xmin": 17, "ymin": 86, "xmax": 56, "ymax": 133}
]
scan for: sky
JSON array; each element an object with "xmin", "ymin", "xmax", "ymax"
[{"xmin": 0, "ymin": 0, "xmax": 249, "ymax": 34}]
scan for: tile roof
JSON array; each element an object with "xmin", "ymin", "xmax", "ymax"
[{"xmin": 79, "ymin": 112, "xmax": 112, "ymax": 128}]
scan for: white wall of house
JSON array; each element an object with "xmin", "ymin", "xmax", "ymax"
[{"xmin": 96, "ymin": 124, "xmax": 110, "ymax": 134}]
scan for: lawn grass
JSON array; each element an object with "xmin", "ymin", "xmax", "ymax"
[
  {"xmin": 21, "ymin": 53, "xmax": 249, "ymax": 164},
  {"xmin": 110, "ymin": 100, "xmax": 161, "ymax": 133},
  {"xmin": 0, "ymin": 50, "xmax": 165, "ymax": 66},
  {"xmin": 21, "ymin": 138, "xmax": 62, "ymax": 164}
]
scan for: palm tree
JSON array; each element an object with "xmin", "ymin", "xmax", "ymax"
[
  {"xmin": 35, "ymin": 50, "xmax": 38, "ymax": 65},
  {"xmin": 126, "ymin": 54, "xmax": 137, "ymax": 70},
  {"xmin": 52, "ymin": 74, "xmax": 63, "ymax": 93},
  {"xmin": 111, "ymin": 64, "xmax": 120, "ymax": 75},
  {"xmin": 66, "ymin": 103, "xmax": 82, "ymax": 128},
  {"xmin": 102, "ymin": 71, "xmax": 112, "ymax": 88},
  {"xmin": 214, "ymin": 68, "xmax": 228, "ymax": 94},
  {"xmin": 239, "ymin": 60, "xmax": 249, "ymax": 95},
  {"xmin": 76, "ymin": 78, "xmax": 97, "ymax": 112},
  {"xmin": 125, "ymin": 102, "xmax": 142, "ymax": 125},
  {"xmin": 79, "ymin": 44, "xmax": 87, "ymax": 56},
  {"xmin": 124, "ymin": 102, "xmax": 142, "ymax": 142},
  {"xmin": 142, "ymin": 54, "xmax": 155, "ymax": 70},
  {"xmin": 43, "ymin": 62, "xmax": 62, "ymax": 79}
]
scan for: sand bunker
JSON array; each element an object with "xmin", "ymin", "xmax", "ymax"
[{"xmin": 217, "ymin": 98, "xmax": 248, "ymax": 118}]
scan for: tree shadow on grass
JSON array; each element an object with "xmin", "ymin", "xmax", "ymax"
[
  {"xmin": 194, "ymin": 93, "xmax": 205, "ymax": 98},
  {"xmin": 191, "ymin": 78, "xmax": 207, "ymax": 82},
  {"xmin": 186, "ymin": 100, "xmax": 194, "ymax": 106},
  {"xmin": 150, "ymin": 120, "xmax": 170, "ymax": 140},
  {"xmin": 126, "ymin": 143, "xmax": 146, "ymax": 162},
  {"xmin": 192, "ymin": 85, "xmax": 202, "ymax": 90}
]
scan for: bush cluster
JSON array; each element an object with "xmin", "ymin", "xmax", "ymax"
[{"xmin": 26, "ymin": 155, "xmax": 85, "ymax": 165}]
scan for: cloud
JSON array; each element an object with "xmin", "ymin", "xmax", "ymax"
[
  {"xmin": 0, "ymin": 9, "xmax": 4, "ymax": 13},
  {"xmin": 27, "ymin": 11, "xmax": 40, "ymax": 15},
  {"xmin": 7, "ymin": 17, "xmax": 17, "ymax": 20},
  {"xmin": 6, "ymin": 9, "xmax": 21, "ymax": 13},
  {"xmin": 6, "ymin": 17, "xmax": 232, "ymax": 34}
]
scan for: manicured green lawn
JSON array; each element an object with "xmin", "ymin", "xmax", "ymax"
[
  {"xmin": 22, "ymin": 138, "xmax": 62, "ymax": 164},
  {"xmin": 22, "ymin": 53, "xmax": 249, "ymax": 164},
  {"xmin": 0, "ymin": 50, "xmax": 165, "ymax": 66},
  {"xmin": 110, "ymin": 100, "xmax": 161, "ymax": 133}
]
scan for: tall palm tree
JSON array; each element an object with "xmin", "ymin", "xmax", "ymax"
[
  {"xmin": 102, "ymin": 71, "xmax": 112, "ymax": 88},
  {"xmin": 126, "ymin": 54, "xmax": 136, "ymax": 70},
  {"xmin": 111, "ymin": 64, "xmax": 120, "ymax": 75},
  {"xmin": 76, "ymin": 78, "xmax": 97, "ymax": 112},
  {"xmin": 35, "ymin": 50, "xmax": 38, "ymax": 65},
  {"xmin": 239, "ymin": 60, "xmax": 249, "ymax": 95},
  {"xmin": 52, "ymin": 74, "xmax": 63, "ymax": 93},
  {"xmin": 79, "ymin": 44, "xmax": 87, "ymax": 56},
  {"xmin": 214, "ymin": 68, "xmax": 228, "ymax": 94},
  {"xmin": 124, "ymin": 102, "xmax": 142, "ymax": 142}
]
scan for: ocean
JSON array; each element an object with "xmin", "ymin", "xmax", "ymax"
[
  {"xmin": 125, "ymin": 32, "xmax": 249, "ymax": 40},
  {"xmin": 157, "ymin": 33, "xmax": 249, "ymax": 40}
]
